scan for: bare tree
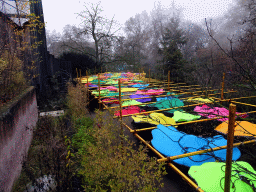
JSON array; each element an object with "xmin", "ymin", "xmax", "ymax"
[
  {"xmin": 46, "ymin": 29, "xmax": 61, "ymax": 57},
  {"xmin": 123, "ymin": 11, "xmax": 151, "ymax": 71},
  {"xmin": 77, "ymin": 1, "xmax": 120, "ymax": 67},
  {"xmin": 181, "ymin": 22, "xmax": 208, "ymax": 62},
  {"xmin": 46, "ymin": 25, "xmax": 96, "ymax": 59},
  {"xmin": 205, "ymin": 3, "xmax": 256, "ymax": 90},
  {"xmin": 60, "ymin": 25, "xmax": 94, "ymax": 56}
]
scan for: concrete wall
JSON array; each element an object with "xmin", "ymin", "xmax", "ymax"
[{"xmin": 0, "ymin": 87, "xmax": 38, "ymax": 192}]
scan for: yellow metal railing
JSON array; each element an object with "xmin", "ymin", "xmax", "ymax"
[{"xmin": 87, "ymin": 71, "xmax": 256, "ymax": 192}]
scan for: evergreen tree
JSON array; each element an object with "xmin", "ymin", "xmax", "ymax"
[{"xmin": 159, "ymin": 17, "xmax": 187, "ymax": 80}]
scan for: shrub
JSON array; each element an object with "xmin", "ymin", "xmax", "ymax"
[
  {"xmin": 71, "ymin": 117, "xmax": 95, "ymax": 157},
  {"xmin": 66, "ymin": 82, "xmax": 88, "ymax": 119},
  {"xmin": 12, "ymin": 115, "xmax": 73, "ymax": 192},
  {"xmin": 74, "ymin": 110, "xmax": 167, "ymax": 191},
  {"xmin": 0, "ymin": 51, "xmax": 27, "ymax": 103},
  {"xmin": 65, "ymin": 78, "xmax": 167, "ymax": 191}
]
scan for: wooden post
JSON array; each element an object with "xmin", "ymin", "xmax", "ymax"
[
  {"xmin": 149, "ymin": 68, "xmax": 150, "ymax": 84},
  {"xmin": 224, "ymin": 103, "xmax": 236, "ymax": 192},
  {"xmin": 76, "ymin": 68, "xmax": 78, "ymax": 80},
  {"xmin": 79, "ymin": 69, "xmax": 82, "ymax": 83},
  {"xmin": 118, "ymin": 79, "xmax": 123, "ymax": 122},
  {"xmin": 98, "ymin": 74, "xmax": 101, "ymax": 110},
  {"xmin": 118, "ymin": 79, "xmax": 124, "ymax": 154},
  {"xmin": 86, "ymin": 70, "xmax": 89, "ymax": 104},
  {"xmin": 168, "ymin": 70, "xmax": 170, "ymax": 91},
  {"xmin": 221, "ymin": 72, "xmax": 226, "ymax": 101}
]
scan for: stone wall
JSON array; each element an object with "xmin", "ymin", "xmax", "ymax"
[{"xmin": 0, "ymin": 87, "xmax": 38, "ymax": 192}]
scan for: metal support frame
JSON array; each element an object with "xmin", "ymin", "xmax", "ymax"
[
  {"xmin": 101, "ymin": 97, "xmax": 204, "ymax": 192},
  {"xmin": 100, "ymin": 89, "xmax": 234, "ymax": 105},
  {"xmin": 87, "ymin": 71, "xmax": 256, "ymax": 192}
]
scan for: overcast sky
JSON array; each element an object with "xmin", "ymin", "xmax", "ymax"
[{"xmin": 42, "ymin": 0, "xmax": 235, "ymax": 34}]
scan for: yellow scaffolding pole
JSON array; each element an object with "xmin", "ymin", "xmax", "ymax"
[
  {"xmin": 104, "ymin": 102, "xmax": 255, "ymax": 191},
  {"xmin": 99, "ymin": 87, "xmax": 176, "ymax": 98},
  {"xmin": 132, "ymin": 128, "xmax": 204, "ymax": 191},
  {"xmin": 213, "ymin": 95, "xmax": 256, "ymax": 102},
  {"xmin": 86, "ymin": 70, "xmax": 89, "ymax": 104},
  {"xmin": 224, "ymin": 103, "xmax": 236, "ymax": 192},
  {"xmin": 106, "ymin": 95, "xmax": 213, "ymax": 108},
  {"xmin": 102, "ymin": 100, "xmax": 134, "ymax": 133},
  {"xmin": 91, "ymin": 84, "xmax": 235, "ymax": 105},
  {"xmin": 157, "ymin": 139, "xmax": 256, "ymax": 162},
  {"xmin": 97, "ymin": 74, "xmax": 204, "ymax": 191},
  {"xmin": 149, "ymin": 68, "xmax": 150, "ymax": 84},
  {"xmin": 183, "ymin": 91, "xmax": 237, "ymax": 100},
  {"xmin": 87, "ymin": 82, "xmax": 189, "ymax": 90},
  {"xmin": 98, "ymin": 74, "xmax": 101, "ymax": 110},
  {"xmin": 92, "ymin": 72, "xmax": 256, "ymax": 192},
  {"xmin": 114, "ymin": 98, "xmax": 230, "ymax": 118},
  {"xmin": 119, "ymin": 79, "xmax": 122, "ymax": 119},
  {"xmin": 168, "ymin": 70, "xmax": 170, "ymax": 91},
  {"xmin": 88, "ymin": 81, "xmax": 186, "ymax": 89},
  {"xmin": 109, "ymin": 91, "xmax": 237, "ymax": 111},
  {"xmin": 140, "ymin": 82, "xmax": 186, "ymax": 86},
  {"xmin": 134, "ymin": 124, "xmax": 204, "ymax": 192},
  {"xmin": 76, "ymin": 68, "xmax": 79, "ymax": 81},
  {"xmin": 79, "ymin": 69, "xmax": 82, "ymax": 83},
  {"xmin": 231, "ymin": 101, "xmax": 256, "ymax": 108},
  {"xmin": 221, "ymin": 72, "xmax": 226, "ymax": 101},
  {"xmin": 176, "ymin": 87, "xmax": 206, "ymax": 91},
  {"xmin": 100, "ymin": 88, "xmax": 224, "ymax": 102},
  {"xmin": 119, "ymin": 79, "xmax": 124, "ymax": 155},
  {"xmin": 102, "ymin": 89, "xmax": 219, "ymax": 105},
  {"xmin": 130, "ymin": 110, "xmax": 256, "ymax": 133}
]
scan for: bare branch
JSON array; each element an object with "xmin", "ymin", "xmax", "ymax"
[{"xmin": 205, "ymin": 18, "xmax": 256, "ymax": 89}]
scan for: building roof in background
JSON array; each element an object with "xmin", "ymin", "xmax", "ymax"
[{"xmin": 0, "ymin": 0, "xmax": 30, "ymax": 26}]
